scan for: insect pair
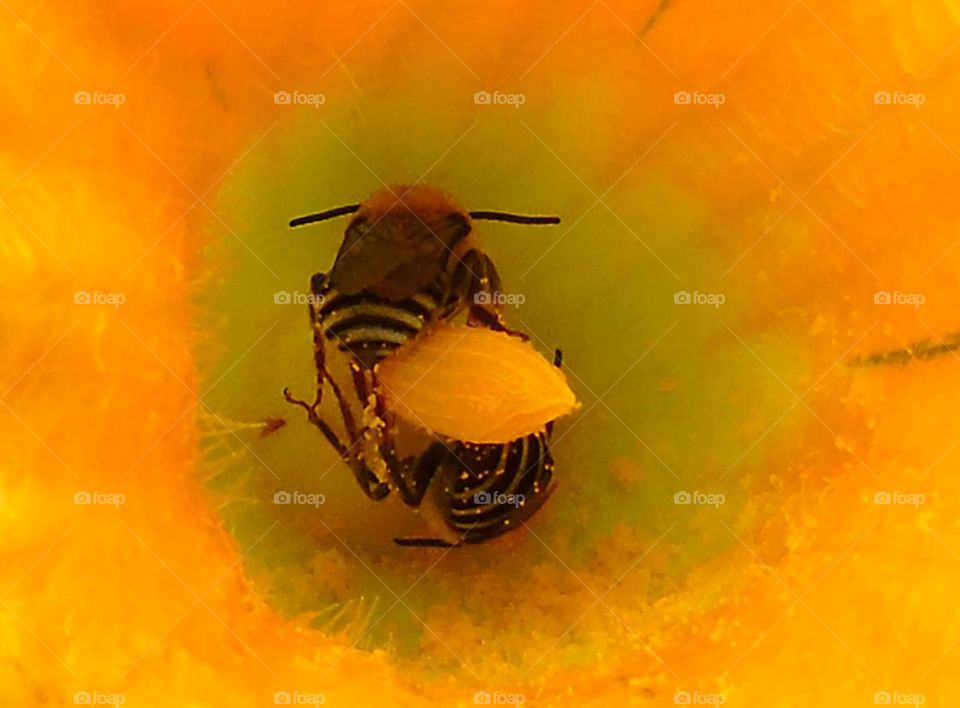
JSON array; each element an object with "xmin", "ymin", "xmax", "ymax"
[{"xmin": 282, "ymin": 185, "xmax": 564, "ymax": 547}]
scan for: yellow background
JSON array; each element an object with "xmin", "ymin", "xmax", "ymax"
[{"xmin": 3, "ymin": 1, "xmax": 960, "ymax": 705}]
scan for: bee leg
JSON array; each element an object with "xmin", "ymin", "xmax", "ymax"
[
  {"xmin": 347, "ymin": 364, "xmax": 425, "ymax": 502},
  {"xmin": 465, "ymin": 249, "xmax": 503, "ymax": 304},
  {"xmin": 465, "ymin": 303, "xmax": 506, "ymax": 329},
  {"xmin": 283, "ymin": 384, "xmax": 388, "ymax": 502},
  {"xmin": 310, "ymin": 271, "xmax": 327, "ymax": 294},
  {"xmin": 282, "ymin": 387, "xmax": 350, "ymax": 458},
  {"xmin": 308, "ymin": 273, "xmax": 330, "ymax": 406},
  {"xmin": 447, "ymin": 249, "xmax": 528, "ymax": 338},
  {"xmin": 288, "ymin": 269, "xmax": 365, "ymax": 473},
  {"xmin": 297, "ymin": 272, "xmax": 389, "ymax": 500},
  {"xmin": 322, "ymin": 366, "xmax": 390, "ymax": 501},
  {"xmin": 387, "ymin": 442, "xmax": 452, "ymax": 507},
  {"xmin": 391, "ymin": 449, "xmax": 466, "ymax": 548},
  {"xmin": 465, "ymin": 304, "xmax": 531, "ymax": 342}
]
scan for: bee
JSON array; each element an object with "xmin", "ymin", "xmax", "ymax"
[{"xmin": 282, "ymin": 185, "xmax": 564, "ymax": 544}]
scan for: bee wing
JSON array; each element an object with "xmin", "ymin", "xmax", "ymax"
[{"xmin": 330, "ymin": 213, "xmax": 471, "ymax": 300}]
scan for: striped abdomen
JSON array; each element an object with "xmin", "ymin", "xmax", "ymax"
[
  {"xmin": 413, "ymin": 431, "xmax": 556, "ymax": 544},
  {"xmin": 310, "ymin": 275, "xmax": 445, "ymax": 369},
  {"xmin": 310, "ymin": 248, "xmax": 503, "ymax": 370}
]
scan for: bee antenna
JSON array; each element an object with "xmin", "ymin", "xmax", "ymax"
[
  {"xmin": 468, "ymin": 211, "xmax": 560, "ymax": 225},
  {"xmin": 289, "ymin": 204, "xmax": 361, "ymax": 228}
]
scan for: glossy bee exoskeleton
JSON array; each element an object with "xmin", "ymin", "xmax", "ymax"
[
  {"xmin": 406, "ymin": 433, "xmax": 556, "ymax": 545},
  {"xmin": 282, "ymin": 185, "xmax": 563, "ymax": 545}
]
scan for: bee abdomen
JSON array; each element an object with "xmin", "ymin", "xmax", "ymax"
[
  {"xmin": 443, "ymin": 431, "xmax": 556, "ymax": 542},
  {"xmin": 317, "ymin": 290, "xmax": 440, "ymax": 368}
]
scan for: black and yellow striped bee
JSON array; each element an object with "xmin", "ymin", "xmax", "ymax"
[{"xmin": 282, "ymin": 184, "xmax": 562, "ymax": 546}]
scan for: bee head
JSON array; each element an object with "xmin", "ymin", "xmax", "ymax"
[
  {"xmin": 289, "ymin": 185, "xmax": 560, "ymax": 300},
  {"xmin": 327, "ymin": 185, "xmax": 472, "ymax": 299},
  {"xmin": 356, "ymin": 184, "xmax": 468, "ymax": 226}
]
